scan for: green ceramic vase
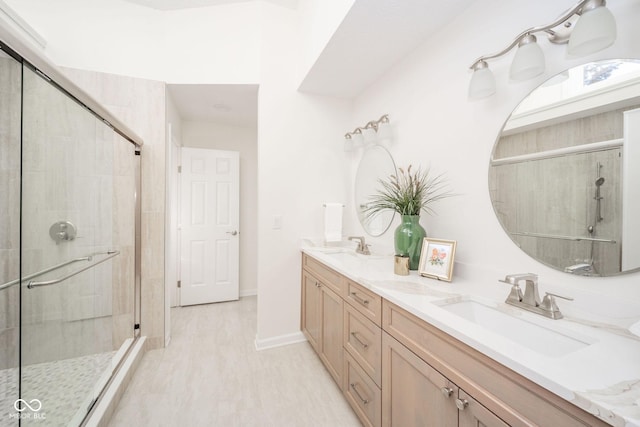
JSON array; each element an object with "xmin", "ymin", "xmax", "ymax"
[{"xmin": 394, "ymin": 215, "xmax": 426, "ymax": 270}]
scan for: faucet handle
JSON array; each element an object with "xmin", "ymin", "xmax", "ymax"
[
  {"xmin": 499, "ymin": 279, "xmax": 524, "ymax": 303},
  {"xmin": 540, "ymin": 292, "xmax": 573, "ymax": 319},
  {"xmin": 545, "ymin": 292, "xmax": 573, "ymax": 301}
]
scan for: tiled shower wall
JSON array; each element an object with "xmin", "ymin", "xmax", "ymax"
[
  {"xmin": 20, "ymin": 66, "xmax": 136, "ymax": 365},
  {"xmin": 489, "ymin": 108, "xmax": 636, "ymax": 275},
  {"xmin": 62, "ymin": 67, "xmax": 167, "ymax": 350}
]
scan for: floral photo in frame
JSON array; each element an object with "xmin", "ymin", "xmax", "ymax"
[{"xmin": 418, "ymin": 238, "xmax": 457, "ymax": 282}]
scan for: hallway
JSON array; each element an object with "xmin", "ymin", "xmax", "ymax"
[{"xmin": 108, "ymin": 297, "xmax": 361, "ymax": 426}]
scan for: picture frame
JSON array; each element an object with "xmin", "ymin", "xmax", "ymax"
[{"xmin": 418, "ymin": 238, "xmax": 457, "ymax": 282}]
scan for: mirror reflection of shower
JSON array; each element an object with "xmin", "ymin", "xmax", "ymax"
[{"xmin": 569, "ymin": 163, "xmax": 606, "ymax": 275}]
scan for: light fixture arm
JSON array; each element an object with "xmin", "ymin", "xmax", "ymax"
[
  {"xmin": 345, "ymin": 114, "xmax": 389, "ymax": 139},
  {"xmin": 469, "ymin": 0, "xmax": 602, "ymax": 69}
]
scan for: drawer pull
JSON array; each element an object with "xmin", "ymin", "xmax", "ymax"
[
  {"xmin": 441, "ymin": 387, "xmax": 453, "ymax": 398},
  {"xmin": 350, "ymin": 292, "xmax": 370, "ymax": 306},
  {"xmin": 455, "ymin": 398, "xmax": 469, "ymax": 411},
  {"xmin": 350, "ymin": 331, "xmax": 369, "ymax": 349},
  {"xmin": 315, "ymin": 281, "xmax": 321, "ymax": 288},
  {"xmin": 350, "ymin": 382, "xmax": 370, "ymax": 405}
]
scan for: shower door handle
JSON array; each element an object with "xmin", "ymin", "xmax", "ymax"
[{"xmin": 27, "ymin": 251, "xmax": 120, "ymax": 289}]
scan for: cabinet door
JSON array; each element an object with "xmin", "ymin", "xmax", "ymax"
[
  {"xmin": 301, "ymin": 270, "xmax": 322, "ymax": 353},
  {"xmin": 320, "ymin": 284, "xmax": 344, "ymax": 388},
  {"xmin": 458, "ymin": 389, "xmax": 509, "ymax": 427},
  {"xmin": 382, "ymin": 332, "xmax": 457, "ymax": 427}
]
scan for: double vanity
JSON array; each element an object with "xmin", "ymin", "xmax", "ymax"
[{"xmin": 300, "ymin": 243, "xmax": 640, "ymax": 427}]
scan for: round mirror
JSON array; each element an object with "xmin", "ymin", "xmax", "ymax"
[
  {"xmin": 355, "ymin": 145, "xmax": 396, "ymax": 236},
  {"xmin": 489, "ymin": 59, "xmax": 640, "ymax": 276}
]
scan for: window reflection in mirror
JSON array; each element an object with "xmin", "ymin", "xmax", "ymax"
[{"xmin": 489, "ymin": 59, "xmax": 640, "ymax": 276}]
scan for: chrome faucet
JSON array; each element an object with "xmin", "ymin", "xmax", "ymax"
[
  {"xmin": 499, "ymin": 273, "xmax": 573, "ymax": 319},
  {"xmin": 348, "ymin": 236, "xmax": 371, "ymax": 255}
]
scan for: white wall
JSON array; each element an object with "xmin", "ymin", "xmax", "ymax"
[
  {"xmin": 255, "ymin": 3, "xmax": 352, "ymax": 348},
  {"xmin": 164, "ymin": 90, "xmax": 182, "ymax": 344},
  {"xmin": 622, "ymin": 108, "xmax": 640, "ymax": 270},
  {"xmin": 297, "ymin": 0, "xmax": 355, "ymax": 83},
  {"xmin": 9, "ymin": 0, "xmax": 640, "ymax": 349},
  {"xmin": 5, "ymin": 0, "xmax": 355, "ymax": 349},
  {"xmin": 348, "ymin": 0, "xmax": 640, "ymax": 305},
  {"xmin": 182, "ymin": 121, "xmax": 258, "ymax": 297},
  {"xmin": 4, "ymin": 0, "xmax": 261, "ymax": 84}
]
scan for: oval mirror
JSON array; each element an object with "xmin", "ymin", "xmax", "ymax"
[
  {"xmin": 489, "ymin": 59, "xmax": 640, "ymax": 276},
  {"xmin": 355, "ymin": 145, "xmax": 396, "ymax": 236}
]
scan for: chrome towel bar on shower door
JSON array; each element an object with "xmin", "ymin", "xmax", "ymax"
[
  {"xmin": 0, "ymin": 253, "xmax": 97, "ymax": 291},
  {"xmin": 27, "ymin": 250, "xmax": 120, "ymax": 289}
]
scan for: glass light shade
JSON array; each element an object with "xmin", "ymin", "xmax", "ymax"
[
  {"xmin": 377, "ymin": 121, "xmax": 391, "ymax": 141},
  {"xmin": 343, "ymin": 137, "xmax": 354, "ymax": 152},
  {"xmin": 567, "ymin": 5, "xmax": 616, "ymax": 57},
  {"xmin": 351, "ymin": 132, "xmax": 364, "ymax": 146},
  {"xmin": 510, "ymin": 39, "xmax": 545, "ymax": 81},
  {"xmin": 468, "ymin": 66, "xmax": 496, "ymax": 99},
  {"xmin": 362, "ymin": 127, "xmax": 377, "ymax": 143}
]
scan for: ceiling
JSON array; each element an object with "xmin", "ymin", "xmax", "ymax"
[
  {"xmin": 165, "ymin": 0, "xmax": 475, "ymax": 124},
  {"xmin": 298, "ymin": 0, "xmax": 476, "ymax": 98},
  {"xmin": 167, "ymin": 84, "xmax": 259, "ymax": 128}
]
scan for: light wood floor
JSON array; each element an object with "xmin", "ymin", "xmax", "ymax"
[{"xmin": 108, "ymin": 296, "xmax": 361, "ymax": 426}]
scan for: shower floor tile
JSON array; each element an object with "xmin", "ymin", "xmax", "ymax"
[{"xmin": 1, "ymin": 351, "xmax": 115, "ymax": 426}]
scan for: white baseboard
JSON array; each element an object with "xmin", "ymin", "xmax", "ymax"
[
  {"xmin": 240, "ymin": 288, "xmax": 257, "ymax": 297},
  {"xmin": 254, "ymin": 331, "xmax": 306, "ymax": 351}
]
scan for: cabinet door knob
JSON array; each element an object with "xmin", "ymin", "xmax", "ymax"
[
  {"xmin": 440, "ymin": 387, "xmax": 453, "ymax": 398},
  {"xmin": 455, "ymin": 398, "xmax": 469, "ymax": 411}
]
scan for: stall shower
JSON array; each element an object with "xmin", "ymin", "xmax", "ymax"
[
  {"xmin": 566, "ymin": 163, "xmax": 610, "ymax": 275},
  {"xmin": 0, "ymin": 37, "xmax": 141, "ymax": 426}
]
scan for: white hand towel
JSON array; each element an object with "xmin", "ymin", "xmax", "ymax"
[{"xmin": 324, "ymin": 203, "xmax": 343, "ymax": 243}]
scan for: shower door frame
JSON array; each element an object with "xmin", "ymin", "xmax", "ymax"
[{"xmin": 0, "ymin": 21, "xmax": 144, "ymax": 426}]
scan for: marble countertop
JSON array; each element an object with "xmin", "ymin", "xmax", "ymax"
[{"xmin": 301, "ymin": 242, "xmax": 640, "ymax": 427}]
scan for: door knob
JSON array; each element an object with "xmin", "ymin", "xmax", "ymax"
[{"xmin": 226, "ymin": 230, "xmax": 238, "ymax": 236}]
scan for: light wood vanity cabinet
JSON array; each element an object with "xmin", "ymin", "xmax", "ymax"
[
  {"xmin": 301, "ymin": 254, "xmax": 608, "ymax": 427},
  {"xmin": 301, "ymin": 257, "xmax": 344, "ymax": 388},
  {"xmin": 382, "ymin": 331, "xmax": 506, "ymax": 427},
  {"xmin": 383, "ymin": 300, "xmax": 608, "ymax": 427},
  {"xmin": 343, "ymin": 281, "xmax": 383, "ymax": 427},
  {"xmin": 344, "ymin": 301, "xmax": 382, "ymax": 387}
]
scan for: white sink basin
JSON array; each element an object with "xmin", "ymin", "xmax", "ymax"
[{"xmin": 439, "ymin": 300, "xmax": 594, "ymax": 357}]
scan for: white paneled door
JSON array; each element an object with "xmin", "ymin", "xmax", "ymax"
[{"xmin": 180, "ymin": 148, "xmax": 239, "ymax": 305}]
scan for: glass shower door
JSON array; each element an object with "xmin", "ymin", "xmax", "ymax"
[
  {"xmin": 19, "ymin": 65, "xmax": 136, "ymax": 426},
  {"xmin": 0, "ymin": 47, "xmax": 22, "ymax": 427}
]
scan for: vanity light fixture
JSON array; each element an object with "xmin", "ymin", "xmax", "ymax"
[
  {"xmin": 468, "ymin": 0, "xmax": 617, "ymax": 99},
  {"xmin": 344, "ymin": 114, "xmax": 390, "ymax": 152}
]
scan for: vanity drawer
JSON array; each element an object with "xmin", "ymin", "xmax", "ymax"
[
  {"xmin": 344, "ymin": 350, "xmax": 382, "ymax": 427},
  {"xmin": 302, "ymin": 253, "xmax": 343, "ymax": 295},
  {"xmin": 344, "ymin": 302, "xmax": 382, "ymax": 387},
  {"xmin": 345, "ymin": 279, "xmax": 382, "ymax": 326}
]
